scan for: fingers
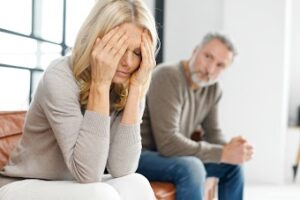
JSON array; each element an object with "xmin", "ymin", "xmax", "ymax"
[
  {"xmin": 244, "ymin": 150, "xmax": 253, "ymax": 161},
  {"xmin": 142, "ymin": 30, "xmax": 155, "ymax": 64},
  {"xmin": 104, "ymin": 29, "xmax": 127, "ymax": 54},
  {"xmin": 115, "ymin": 36, "xmax": 129, "ymax": 62},
  {"xmin": 101, "ymin": 26, "xmax": 120, "ymax": 45},
  {"xmin": 233, "ymin": 135, "xmax": 247, "ymax": 143},
  {"xmin": 92, "ymin": 27, "xmax": 128, "ymax": 56},
  {"xmin": 92, "ymin": 26, "xmax": 119, "ymax": 52},
  {"xmin": 141, "ymin": 30, "xmax": 156, "ymax": 72},
  {"xmin": 243, "ymin": 142, "xmax": 254, "ymax": 161}
]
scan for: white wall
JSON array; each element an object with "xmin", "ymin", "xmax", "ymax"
[
  {"xmin": 164, "ymin": 0, "xmax": 292, "ymax": 184},
  {"xmin": 143, "ymin": 0, "xmax": 155, "ymax": 16},
  {"xmin": 164, "ymin": 0, "xmax": 223, "ymax": 63},
  {"xmin": 220, "ymin": 0, "xmax": 291, "ymax": 184},
  {"xmin": 288, "ymin": 0, "xmax": 300, "ymax": 125}
]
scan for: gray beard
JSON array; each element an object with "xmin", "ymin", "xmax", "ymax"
[{"xmin": 191, "ymin": 73, "xmax": 218, "ymax": 88}]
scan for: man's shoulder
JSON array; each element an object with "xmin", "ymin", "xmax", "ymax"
[{"xmin": 152, "ymin": 62, "xmax": 182, "ymax": 82}]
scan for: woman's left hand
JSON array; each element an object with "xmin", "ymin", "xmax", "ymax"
[{"xmin": 130, "ymin": 30, "xmax": 155, "ymax": 89}]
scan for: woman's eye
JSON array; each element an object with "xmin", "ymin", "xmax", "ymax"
[{"xmin": 134, "ymin": 51, "xmax": 141, "ymax": 57}]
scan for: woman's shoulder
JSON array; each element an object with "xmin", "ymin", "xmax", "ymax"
[
  {"xmin": 43, "ymin": 56, "xmax": 76, "ymax": 85},
  {"xmin": 45, "ymin": 56, "xmax": 72, "ymax": 75},
  {"xmin": 41, "ymin": 56, "xmax": 79, "ymax": 95}
]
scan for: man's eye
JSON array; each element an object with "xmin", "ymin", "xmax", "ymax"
[{"xmin": 205, "ymin": 53, "xmax": 212, "ymax": 59}]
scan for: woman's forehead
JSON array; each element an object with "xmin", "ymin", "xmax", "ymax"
[{"xmin": 120, "ymin": 23, "xmax": 143, "ymax": 48}]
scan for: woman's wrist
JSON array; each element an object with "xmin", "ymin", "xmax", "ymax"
[
  {"xmin": 121, "ymin": 85, "xmax": 142, "ymax": 124},
  {"xmin": 87, "ymin": 82, "xmax": 110, "ymax": 115},
  {"xmin": 129, "ymin": 84, "xmax": 142, "ymax": 93},
  {"xmin": 90, "ymin": 81, "xmax": 110, "ymax": 94}
]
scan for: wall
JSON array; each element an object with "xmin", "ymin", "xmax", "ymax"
[
  {"xmin": 143, "ymin": 0, "xmax": 155, "ymax": 15},
  {"xmin": 288, "ymin": 0, "xmax": 300, "ymax": 125},
  {"xmin": 220, "ymin": 0, "xmax": 291, "ymax": 184},
  {"xmin": 164, "ymin": 0, "xmax": 223, "ymax": 63}
]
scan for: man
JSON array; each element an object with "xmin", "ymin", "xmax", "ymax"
[{"xmin": 137, "ymin": 33, "xmax": 254, "ymax": 200}]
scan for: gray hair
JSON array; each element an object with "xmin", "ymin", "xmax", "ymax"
[{"xmin": 199, "ymin": 33, "xmax": 237, "ymax": 58}]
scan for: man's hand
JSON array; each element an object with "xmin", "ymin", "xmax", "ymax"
[{"xmin": 220, "ymin": 136, "xmax": 253, "ymax": 165}]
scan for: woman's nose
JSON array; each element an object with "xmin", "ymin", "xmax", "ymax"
[{"xmin": 120, "ymin": 51, "xmax": 132, "ymax": 67}]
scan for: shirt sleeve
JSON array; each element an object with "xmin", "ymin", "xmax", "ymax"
[
  {"xmin": 147, "ymin": 68, "xmax": 223, "ymax": 163},
  {"xmin": 106, "ymin": 100, "xmax": 144, "ymax": 177},
  {"xmin": 40, "ymin": 66, "xmax": 110, "ymax": 183}
]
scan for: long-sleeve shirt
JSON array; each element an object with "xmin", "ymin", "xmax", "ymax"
[
  {"xmin": 0, "ymin": 56, "xmax": 144, "ymax": 187},
  {"xmin": 141, "ymin": 62, "xmax": 227, "ymax": 163}
]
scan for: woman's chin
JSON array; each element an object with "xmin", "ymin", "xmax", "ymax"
[{"xmin": 112, "ymin": 76, "xmax": 129, "ymax": 85}]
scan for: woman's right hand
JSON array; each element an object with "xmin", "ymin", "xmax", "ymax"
[{"xmin": 90, "ymin": 26, "xmax": 129, "ymax": 88}]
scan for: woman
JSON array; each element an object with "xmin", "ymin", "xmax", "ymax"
[{"xmin": 0, "ymin": 0, "xmax": 158, "ymax": 199}]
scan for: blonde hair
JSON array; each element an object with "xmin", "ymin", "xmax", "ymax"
[{"xmin": 71, "ymin": 0, "xmax": 159, "ymax": 110}]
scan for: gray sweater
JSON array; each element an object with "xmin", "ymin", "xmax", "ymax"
[
  {"xmin": 0, "ymin": 56, "xmax": 144, "ymax": 187},
  {"xmin": 141, "ymin": 62, "xmax": 227, "ymax": 163}
]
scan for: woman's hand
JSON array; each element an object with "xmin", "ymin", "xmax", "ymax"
[
  {"xmin": 87, "ymin": 27, "xmax": 128, "ymax": 115},
  {"xmin": 90, "ymin": 27, "xmax": 129, "ymax": 88},
  {"xmin": 130, "ymin": 30, "xmax": 156, "ymax": 90}
]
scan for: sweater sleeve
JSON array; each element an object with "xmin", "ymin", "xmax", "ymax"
[
  {"xmin": 147, "ymin": 67, "xmax": 223, "ymax": 163},
  {"xmin": 107, "ymin": 100, "xmax": 144, "ymax": 177},
  {"xmin": 202, "ymin": 86, "xmax": 228, "ymax": 145},
  {"xmin": 40, "ymin": 66, "xmax": 110, "ymax": 183}
]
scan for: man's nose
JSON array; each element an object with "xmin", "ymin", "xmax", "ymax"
[{"xmin": 207, "ymin": 64, "xmax": 218, "ymax": 75}]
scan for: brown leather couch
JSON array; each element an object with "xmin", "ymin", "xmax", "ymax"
[
  {"xmin": 0, "ymin": 111, "xmax": 176, "ymax": 200},
  {"xmin": 0, "ymin": 111, "xmax": 26, "ymax": 170}
]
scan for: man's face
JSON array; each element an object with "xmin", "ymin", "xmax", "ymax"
[{"xmin": 189, "ymin": 39, "xmax": 233, "ymax": 83}]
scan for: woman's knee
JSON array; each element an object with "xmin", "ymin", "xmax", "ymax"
[
  {"xmin": 106, "ymin": 173, "xmax": 155, "ymax": 200},
  {"xmin": 83, "ymin": 183, "xmax": 120, "ymax": 200},
  {"xmin": 128, "ymin": 173, "xmax": 152, "ymax": 185},
  {"xmin": 0, "ymin": 180, "xmax": 121, "ymax": 200}
]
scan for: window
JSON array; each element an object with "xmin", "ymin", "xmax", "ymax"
[
  {"xmin": 0, "ymin": 68, "xmax": 30, "ymax": 110},
  {"xmin": 0, "ymin": 0, "xmax": 32, "ymax": 34},
  {"xmin": 0, "ymin": 0, "xmax": 94, "ymax": 111},
  {"xmin": 0, "ymin": 0, "xmax": 158, "ymax": 111}
]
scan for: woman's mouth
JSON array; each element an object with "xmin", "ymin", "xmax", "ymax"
[{"xmin": 116, "ymin": 70, "xmax": 130, "ymax": 78}]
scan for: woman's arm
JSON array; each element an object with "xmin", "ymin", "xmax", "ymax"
[
  {"xmin": 42, "ymin": 27, "xmax": 129, "ymax": 183},
  {"xmin": 107, "ymin": 31, "xmax": 155, "ymax": 177}
]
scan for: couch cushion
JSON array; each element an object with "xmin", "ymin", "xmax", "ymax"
[{"xmin": 0, "ymin": 111, "xmax": 26, "ymax": 170}]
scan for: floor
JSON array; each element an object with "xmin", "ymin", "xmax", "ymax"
[
  {"xmin": 244, "ymin": 184, "xmax": 300, "ymax": 200},
  {"xmin": 242, "ymin": 128, "xmax": 300, "ymax": 200}
]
